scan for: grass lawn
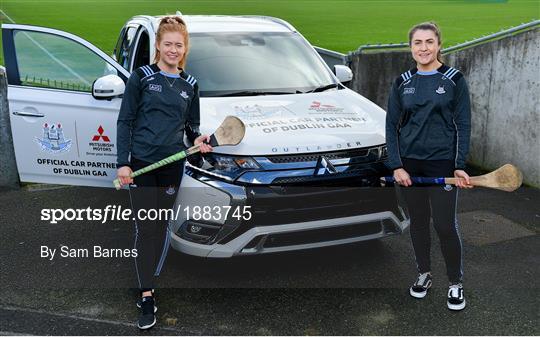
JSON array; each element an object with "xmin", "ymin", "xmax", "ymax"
[{"xmin": 1, "ymin": 0, "xmax": 539, "ymax": 66}]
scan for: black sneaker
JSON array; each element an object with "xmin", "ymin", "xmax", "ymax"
[
  {"xmin": 409, "ymin": 272, "xmax": 432, "ymax": 299},
  {"xmin": 136, "ymin": 290, "xmax": 157, "ymax": 313},
  {"xmin": 137, "ymin": 296, "xmax": 157, "ymax": 330},
  {"xmin": 447, "ymin": 283, "xmax": 466, "ymax": 310}
]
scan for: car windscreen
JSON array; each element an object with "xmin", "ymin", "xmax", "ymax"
[{"xmin": 185, "ymin": 32, "xmax": 337, "ymax": 97}]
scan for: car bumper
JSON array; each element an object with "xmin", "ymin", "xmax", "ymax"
[
  {"xmin": 171, "ymin": 210, "xmax": 408, "ymax": 257},
  {"xmin": 169, "ymin": 166, "xmax": 409, "ymax": 258}
]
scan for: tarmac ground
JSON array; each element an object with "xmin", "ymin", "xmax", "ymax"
[{"xmin": 0, "ymin": 181, "xmax": 538, "ymax": 335}]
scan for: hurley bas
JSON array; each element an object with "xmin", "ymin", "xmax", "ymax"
[{"xmin": 41, "ymin": 245, "xmax": 138, "ymax": 260}]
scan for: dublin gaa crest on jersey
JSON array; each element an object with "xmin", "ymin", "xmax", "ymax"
[
  {"xmin": 35, "ymin": 122, "xmax": 72, "ymax": 154},
  {"xmin": 180, "ymin": 91, "xmax": 189, "ymax": 99},
  {"xmin": 166, "ymin": 185, "xmax": 176, "ymax": 195},
  {"xmin": 436, "ymin": 86, "xmax": 446, "ymax": 94}
]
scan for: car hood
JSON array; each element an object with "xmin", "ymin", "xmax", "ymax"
[{"xmin": 199, "ymin": 89, "xmax": 387, "ymax": 155}]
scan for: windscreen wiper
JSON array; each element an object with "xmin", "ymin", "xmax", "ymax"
[
  {"xmin": 213, "ymin": 90, "xmax": 297, "ymax": 97},
  {"xmin": 307, "ymin": 83, "xmax": 340, "ymax": 93}
]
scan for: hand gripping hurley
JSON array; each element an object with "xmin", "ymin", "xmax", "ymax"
[
  {"xmin": 113, "ymin": 116, "xmax": 245, "ymax": 190},
  {"xmin": 382, "ymin": 164, "xmax": 523, "ymax": 192}
]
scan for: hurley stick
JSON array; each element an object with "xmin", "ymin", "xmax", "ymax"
[
  {"xmin": 113, "ymin": 116, "xmax": 245, "ymax": 190},
  {"xmin": 382, "ymin": 164, "xmax": 523, "ymax": 192}
]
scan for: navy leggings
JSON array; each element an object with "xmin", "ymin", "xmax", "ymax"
[
  {"xmin": 128, "ymin": 157, "xmax": 184, "ymax": 291},
  {"xmin": 401, "ymin": 158, "xmax": 463, "ymax": 284}
]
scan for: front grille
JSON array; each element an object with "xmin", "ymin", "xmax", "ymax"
[
  {"xmin": 272, "ymin": 167, "xmax": 382, "ymax": 185},
  {"xmin": 267, "ymin": 147, "xmax": 373, "ymax": 163},
  {"xmin": 247, "ymin": 185, "xmax": 397, "ymax": 226}
]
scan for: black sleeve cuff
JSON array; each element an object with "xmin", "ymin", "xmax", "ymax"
[
  {"xmin": 185, "ymin": 123, "xmax": 201, "ymax": 143},
  {"xmin": 385, "ymin": 161, "xmax": 403, "ymax": 171}
]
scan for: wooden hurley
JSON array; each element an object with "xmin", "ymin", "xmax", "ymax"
[
  {"xmin": 113, "ymin": 116, "xmax": 245, "ymax": 190},
  {"xmin": 382, "ymin": 164, "xmax": 523, "ymax": 192}
]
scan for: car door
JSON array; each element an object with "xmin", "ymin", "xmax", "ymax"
[{"xmin": 2, "ymin": 24, "xmax": 130, "ymax": 187}]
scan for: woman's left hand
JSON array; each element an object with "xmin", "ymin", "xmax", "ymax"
[
  {"xmin": 454, "ymin": 170, "xmax": 473, "ymax": 189},
  {"xmin": 195, "ymin": 135, "xmax": 214, "ymax": 153}
]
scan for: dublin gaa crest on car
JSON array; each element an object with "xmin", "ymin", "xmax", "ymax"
[{"xmin": 35, "ymin": 122, "xmax": 72, "ymax": 154}]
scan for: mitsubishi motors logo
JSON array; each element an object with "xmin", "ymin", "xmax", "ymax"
[
  {"xmin": 87, "ymin": 125, "xmax": 115, "ymax": 157},
  {"xmin": 310, "ymin": 101, "xmax": 335, "ymax": 109},
  {"xmin": 309, "ymin": 101, "xmax": 344, "ymax": 113},
  {"xmin": 92, "ymin": 126, "xmax": 110, "ymax": 142},
  {"xmin": 314, "ymin": 156, "xmax": 338, "ymax": 176}
]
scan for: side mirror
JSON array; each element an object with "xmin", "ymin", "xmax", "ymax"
[
  {"xmin": 334, "ymin": 65, "xmax": 353, "ymax": 83},
  {"xmin": 92, "ymin": 74, "xmax": 125, "ymax": 100}
]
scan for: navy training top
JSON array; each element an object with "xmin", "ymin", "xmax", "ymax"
[
  {"xmin": 385, "ymin": 64, "xmax": 471, "ymax": 171},
  {"xmin": 116, "ymin": 64, "xmax": 201, "ymax": 168}
]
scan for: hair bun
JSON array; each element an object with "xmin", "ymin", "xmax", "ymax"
[{"xmin": 160, "ymin": 16, "xmax": 186, "ymax": 26}]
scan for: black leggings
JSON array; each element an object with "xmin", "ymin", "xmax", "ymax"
[
  {"xmin": 128, "ymin": 157, "xmax": 184, "ymax": 291},
  {"xmin": 402, "ymin": 158, "xmax": 463, "ymax": 284}
]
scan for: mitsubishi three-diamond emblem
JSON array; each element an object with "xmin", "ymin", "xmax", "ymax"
[{"xmin": 314, "ymin": 156, "xmax": 337, "ymax": 176}]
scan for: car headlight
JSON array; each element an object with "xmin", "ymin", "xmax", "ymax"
[
  {"xmin": 202, "ymin": 153, "xmax": 261, "ymax": 180},
  {"xmin": 379, "ymin": 145, "xmax": 388, "ymax": 160},
  {"xmin": 367, "ymin": 145, "xmax": 387, "ymax": 161}
]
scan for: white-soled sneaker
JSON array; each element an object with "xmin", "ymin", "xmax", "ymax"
[
  {"xmin": 137, "ymin": 296, "xmax": 157, "ymax": 330},
  {"xmin": 409, "ymin": 272, "xmax": 432, "ymax": 299},
  {"xmin": 136, "ymin": 289, "xmax": 157, "ymax": 313},
  {"xmin": 447, "ymin": 283, "xmax": 466, "ymax": 310}
]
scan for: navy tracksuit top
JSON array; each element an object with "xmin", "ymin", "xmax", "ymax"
[
  {"xmin": 385, "ymin": 64, "xmax": 472, "ymax": 171},
  {"xmin": 116, "ymin": 64, "xmax": 201, "ymax": 168}
]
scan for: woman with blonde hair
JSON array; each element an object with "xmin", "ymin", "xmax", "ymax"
[
  {"xmin": 386, "ymin": 22, "xmax": 472, "ymax": 311},
  {"xmin": 116, "ymin": 16, "xmax": 212, "ymax": 329}
]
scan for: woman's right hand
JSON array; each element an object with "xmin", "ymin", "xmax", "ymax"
[
  {"xmin": 393, "ymin": 168, "xmax": 412, "ymax": 187},
  {"xmin": 117, "ymin": 166, "xmax": 133, "ymax": 186}
]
